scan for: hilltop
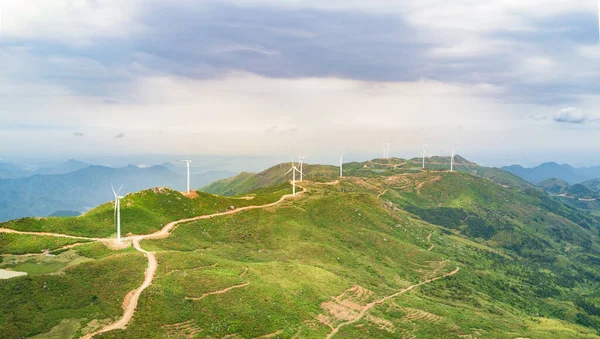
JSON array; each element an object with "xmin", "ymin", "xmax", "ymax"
[
  {"xmin": 203, "ymin": 155, "xmax": 530, "ymax": 195},
  {"xmin": 0, "ymin": 164, "xmax": 235, "ymax": 222},
  {"xmin": 1, "ymin": 158, "xmax": 600, "ymax": 338}
]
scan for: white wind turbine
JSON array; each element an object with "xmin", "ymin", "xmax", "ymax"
[
  {"xmin": 382, "ymin": 141, "xmax": 391, "ymax": 159},
  {"xmin": 284, "ymin": 161, "xmax": 303, "ymax": 196},
  {"xmin": 298, "ymin": 155, "xmax": 307, "ymax": 182},
  {"xmin": 421, "ymin": 145, "xmax": 430, "ymax": 169},
  {"xmin": 179, "ymin": 158, "xmax": 192, "ymax": 194},
  {"xmin": 338, "ymin": 151, "xmax": 347, "ymax": 177},
  {"xmin": 111, "ymin": 184, "xmax": 124, "ymax": 243},
  {"xmin": 450, "ymin": 147, "xmax": 458, "ymax": 172}
]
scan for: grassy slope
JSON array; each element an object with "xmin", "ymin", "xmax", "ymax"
[
  {"xmin": 100, "ymin": 174, "xmax": 599, "ymax": 338},
  {"xmin": 203, "ymin": 163, "xmax": 339, "ymax": 195},
  {"xmin": 0, "ymin": 248, "xmax": 146, "ymax": 339},
  {"xmin": 2, "ymin": 160, "xmax": 600, "ymax": 338},
  {"xmin": 0, "ymin": 185, "xmax": 291, "ymax": 239},
  {"xmin": 204, "ymin": 156, "xmax": 532, "ymax": 196}
]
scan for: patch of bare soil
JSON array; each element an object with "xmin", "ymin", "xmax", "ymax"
[
  {"xmin": 181, "ymin": 190, "xmax": 199, "ymax": 198},
  {"xmin": 102, "ymin": 239, "xmax": 131, "ymax": 250}
]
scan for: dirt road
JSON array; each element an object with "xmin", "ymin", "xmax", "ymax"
[{"xmin": 326, "ymin": 267, "xmax": 460, "ymax": 338}]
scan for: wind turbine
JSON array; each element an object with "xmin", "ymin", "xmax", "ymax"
[
  {"xmin": 284, "ymin": 162, "xmax": 303, "ymax": 196},
  {"xmin": 338, "ymin": 151, "xmax": 346, "ymax": 178},
  {"xmin": 421, "ymin": 145, "xmax": 430, "ymax": 169},
  {"xmin": 450, "ymin": 147, "xmax": 458, "ymax": 172},
  {"xmin": 298, "ymin": 156, "xmax": 307, "ymax": 182},
  {"xmin": 179, "ymin": 159, "xmax": 192, "ymax": 194},
  {"xmin": 111, "ymin": 184, "xmax": 124, "ymax": 243},
  {"xmin": 382, "ymin": 141, "xmax": 391, "ymax": 159}
]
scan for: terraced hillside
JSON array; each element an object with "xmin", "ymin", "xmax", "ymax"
[{"xmin": 1, "ymin": 160, "xmax": 600, "ymax": 338}]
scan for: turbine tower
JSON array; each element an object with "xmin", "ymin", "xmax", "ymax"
[
  {"xmin": 450, "ymin": 147, "xmax": 458, "ymax": 172},
  {"xmin": 111, "ymin": 184, "xmax": 124, "ymax": 243},
  {"xmin": 179, "ymin": 159, "xmax": 192, "ymax": 194},
  {"xmin": 298, "ymin": 156, "xmax": 307, "ymax": 182},
  {"xmin": 382, "ymin": 141, "xmax": 391, "ymax": 159},
  {"xmin": 338, "ymin": 151, "xmax": 346, "ymax": 178},
  {"xmin": 421, "ymin": 145, "xmax": 430, "ymax": 169},
  {"xmin": 284, "ymin": 162, "xmax": 303, "ymax": 196}
]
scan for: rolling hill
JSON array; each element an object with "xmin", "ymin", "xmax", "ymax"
[
  {"xmin": 1, "ymin": 158, "xmax": 600, "ymax": 338},
  {"xmin": 537, "ymin": 178, "xmax": 600, "ymax": 214},
  {"xmin": 0, "ymin": 165, "xmax": 236, "ymax": 222},
  {"xmin": 203, "ymin": 155, "xmax": 531, "ymax": 195}
]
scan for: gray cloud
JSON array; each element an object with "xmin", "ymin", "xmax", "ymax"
[
  {"xmin": 554, "ymin": 107, "xmax": 589, "ymax": 124},
  {"xmin": 1, "ymin": 2, "xmax": 598, "ymax": 107},
  {"xmin": 2, "ymin": 1, "xmax": 600, "ymax": 162}
]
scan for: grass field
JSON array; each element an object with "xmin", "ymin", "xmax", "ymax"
[{"xmin": 1, "ymin": 160, "xmax": 600, "ymax": 338}]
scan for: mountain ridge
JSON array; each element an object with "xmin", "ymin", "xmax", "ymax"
[
  {"xmin": 503, "ymin": 162, "xmax": 600, "ymax": 184},
  {"xmin": 2, "ymin": 159, "xmax": 600, "ymax": 337},
  {"xmin": 0, "ymin": 164, "xmax": 236, "ymax": 222}
]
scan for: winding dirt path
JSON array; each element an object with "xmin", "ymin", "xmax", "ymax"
[
  {"xmin": 184, "ymin": 282, "xmax": 250, "ymax": 301},
  {"xmin": 0, "ymin": 181, "xmax": 330, "ymax": 338},
  {"xmin": 325, "ymin": 267, "xmax": 460, "ymax": 339},
  {"xmin": 376, "ymin": 189, "xmax": 388, "ymax": 199},
  {"xmin": 81, "ymin": 185, "xmax": 309, "ymax": 338},
  {"xmin": 427, "ymin": 233, "xmax": 434, "ymax": 251},
  {"xmin": 82, "ymin": 239, "xmax": 158, "ymax": 338},
  {"xmin": 0, "ymin": 228, "xmax": 100, "ymax": 241}
]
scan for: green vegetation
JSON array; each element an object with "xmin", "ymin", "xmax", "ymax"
[
  {"xmin": 0, "ymin": 185, "xmax": 290, "ymax": 238},
  {"xmin": 0, "ymin": 233, "xmax": 90, "ymax": 255},
  {"xmin": 0, "ymin": 252, "xmax": 146, "ymax": 339},
  {"xmin": 202, "ymin": 163, "xmax": 339, "ymax": 195},
  {"xmin": 2, "ymin": 159, "xmax": 600, "ymax": 338}
]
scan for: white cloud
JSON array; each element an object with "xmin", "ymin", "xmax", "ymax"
[
  {"xmin": 554, "ymin": 107, "xmax": 590, "ymax": 124},
  {"xmin": 0, "ymin": 0, "xmax": 143, "ymax": 44}
]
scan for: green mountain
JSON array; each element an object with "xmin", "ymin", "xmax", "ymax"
[
  {"xmin": 203, "ymin": 155, "xmax": 531, "ymax": 195},
  {"xmin": 538, "ymin": 178, "xmax": 570, "ymax": 194},
  {"xmin": 537, "ymin": 178, "xmax": 600, "ymax": 213},
  {"xmin": 2, "ymin": 159, "xmax": 600, "ymax": 338},
  {"xmin": 0, "ymin": 165, "xmax": 236, "ymax": 222}
]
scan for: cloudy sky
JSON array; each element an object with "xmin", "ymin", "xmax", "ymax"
[{"xmin": 1, "ymin": 0, "xmax": 599, "ymax": 166}]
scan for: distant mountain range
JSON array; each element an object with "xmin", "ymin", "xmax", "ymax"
[
  {"xmin": 0, "ymin": 159, "xmax": 90, "ymax": 179},
  {"xmin": 0, "ymin": 163, "xmax": 235, "ymax": 221},
  {"xmin": 502, "ymin": 162, "xmax": 600, "ymax": 184}
]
